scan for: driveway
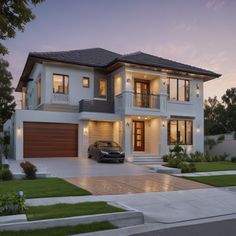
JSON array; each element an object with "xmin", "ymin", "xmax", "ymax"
[{"xmin": 9, "ymin": 157, "xmax": 210, "ymax": 195}]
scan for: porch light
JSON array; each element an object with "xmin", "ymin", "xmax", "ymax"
[
  {"xmin": 126, "ymin": 122, "xmax": 130, "ymax": 127},
  {"xmin": 162, "ymin": 121, "xmax": 166, "ymax": 128},
  {"xmin": 196, "ymin": 125, "xmax": 200, "ymax": 133},
  {"xmin": 126, "ymin": 78, "xmax": 131, "ymax": 83},
  {"xmin": 196, "ymin": 84, "xmax": 200, "ymax": 97},
  {"xmin": 17, "ymin": 127, "xmax": 21, "ymax": 135},
  {"xmin": 83, "ymin": 127, "xmax": 88, "ymax": 135}
]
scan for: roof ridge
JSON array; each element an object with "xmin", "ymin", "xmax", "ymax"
[{"xmin": 121, "ymin": 51, "xmax": 142, "ymax": 57}]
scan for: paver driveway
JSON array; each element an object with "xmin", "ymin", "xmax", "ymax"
[
  {"xmin": 9, "ymin": 157, "xmax": 210, "ymax": 195},
  {"xmin": 65, "ymin": 174, "xmax": 210, "ymax": 195}
]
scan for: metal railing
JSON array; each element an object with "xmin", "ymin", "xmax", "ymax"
[
  {"xmin": 133, "ymin": 93, "xmax": 160, "ymax": 109},
  {"xmin": 79, "ymin": 99, "xmax": 114, "ymax": 113}
]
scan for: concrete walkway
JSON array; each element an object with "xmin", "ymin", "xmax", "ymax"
[
  {"xmin": 175, "ymin": 170, "xmax": 236, "ymax": 177},
  {"xmin": 27, "ymin": 187, "xmax": 236, "ymax": 224},
  {"xmin": 65, "ymin": 174, "xmax": 210, "ymax": 195}
]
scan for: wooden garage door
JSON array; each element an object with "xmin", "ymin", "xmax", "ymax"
[{"xmin": 24, "ymin": 122, "xmax": 78, "ymax": 158}]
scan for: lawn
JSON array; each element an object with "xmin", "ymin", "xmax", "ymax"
[
  {"xmin": 184, "ymin": 175, "xmax": 236, "ymax": 187},
  {"xmin": 0, "ymin": 178, "xmax": 91, "ymax": 198},
  {"xmin": 0, "ymin": 221, "xmax": 116, "ymax": 236},
  {"xmin": 26, "ymin": 201, "xmax": 125, "ymax": 221},
  {"xmin": 194, "ymin": 161, "xmax": 236, "ymax": 172}
]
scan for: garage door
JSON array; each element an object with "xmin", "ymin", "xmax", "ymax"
[{"xmin": 24, "ymin": 122, "xmax": 78, "ymax": 158}]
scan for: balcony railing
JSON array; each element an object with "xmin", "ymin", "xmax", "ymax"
[
  {"xmin": 51, "ymin": 93, "xmax": 69, "ymax": 103},
  {"xmin": 79, "ymin": 99, "xmax": 114, "ymax": 113},
  {"xmin": 133, "ymin": 93, "xmax": 160, "ymax": 109}
]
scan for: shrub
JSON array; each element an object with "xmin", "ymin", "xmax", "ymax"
[
  {"xmin": 179, "ymin": 162, "xmax": 196, "ymax": 173},
  {"xmin": 231, "ymin": 157, "xmax": 236, "ymax": 162},
  {"xmin": 167, "ymin": 157, "xmax": 182, "ymax": 168},
  {"xmin": 189, "ymin": 151, "xmax": 204, "ymax": 162},
  {"xmin": 0, "ymin": 192, "xmax": 26, "ymax": 216},
  {"xmin": 169, "ymin": 144, "xmax": 184, "ymax": 157},
  {"xmin": 218, "ymin": 153, "xmax": 229, "ymax": 161},
  {"xmin": 205, "ymin": 138, "xmax": 217, "ymax": 150},
  {"xmin": 20, "ymin": 161, "xmax": 37, "ymax": 180},
  {"xmin": 0, "ymin": 168, "xmax": 13, "ymax": 181},
  {"xmin": 217, "ymin": 134, "xmax": 225, "ymax": 143},
  {"xmin": 162, "ymin": 155, "xmax": 170, "ymax": 162}
]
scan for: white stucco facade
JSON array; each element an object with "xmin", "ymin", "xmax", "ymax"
[{"xmin": 4, "ymin": 60, "xmax": 209, "ymax": 161}]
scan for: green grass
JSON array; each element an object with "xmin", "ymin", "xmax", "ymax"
[
  {"xmin": 26, "ymin": 201, "xmax": 125, "ymax": 221},
  {"xmin": 194, "ymin": 161, "xmax": 236, "ymax": 172},
  {"xmin": 0, "ymin": 221, "xmax": 116, "ymax": 236},
  {"xmin": 184, "ymin": 175, "xmax": 236, "ymax": 187},
  {"xmin": 0, "ymin": 178, "xmax": 91, "ymax": 198}
]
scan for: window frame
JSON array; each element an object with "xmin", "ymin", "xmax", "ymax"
[
  {"xmin": 37, "ymin": 77, "xmax": 41, "ymax": 105},
  {"xmin": 52, "ymin": 73, "xmax": 69, "ymax": 95},
  {"xmin": 168, "ymin": 119, "xmax": 193, "ymax": 145},
  {"xmin": 168, "ymin": 78, "xmax": 190, "ymax": 102},
  {"xmin": 82, "ymin": 77, "xmax": 90, "ymax": 88}
]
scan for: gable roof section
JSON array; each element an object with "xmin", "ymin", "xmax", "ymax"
[{"xmin": 16, "ymin": 48, "xmax": 221, "ymax": 91}]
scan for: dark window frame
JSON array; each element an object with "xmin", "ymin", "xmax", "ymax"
[
  {"xmin": 82, "ymin": 77, "xmax": 90, "ymax": 88},
  {"xmin": 53, "ymin": 73, "xmax": 69, "ymax": 94},
  {"xmin": 168, "ymin": 78, "xmax": 190, "ymax": 102},
  {"xmin": 168, "ymin": 119, "xmax": 193, "ymax": 145}
]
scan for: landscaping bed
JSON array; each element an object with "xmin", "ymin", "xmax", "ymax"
[
  {"xmin": 0, "ymin": 221, "xmax": 116, "ymax": 236},
  {"xmin": 184, "ymin": 175, "xmax": 236, "ymax": 187},
  {"xmin": 0, "ymin": 178, "xmax": 91, "ymax": 198},
  {"xmin": 26, "ymin": 202, "xmax": 125, "ymax": 221}
]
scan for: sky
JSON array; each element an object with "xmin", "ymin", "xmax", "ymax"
[{"xmin": 3, "ymin": 0, "xmax": 236, "ymax": 107}]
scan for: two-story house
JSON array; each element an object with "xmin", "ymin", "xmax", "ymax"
[{"xmin": 4, "ymin": 48, "xmax": 221, "ymax": 162}]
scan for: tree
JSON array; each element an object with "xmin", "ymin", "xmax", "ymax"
[
  {"xmin": 0, "ymin": 0, "xmax": 44, "ymax": 55},
  {"xmin": 0, "ymin": 59, "xmax": 16, "ymax": 131}
]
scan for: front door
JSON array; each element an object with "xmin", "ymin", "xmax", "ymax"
[
  {"xmin": 134, "ymin": 80, "xmax": 150, "ymax": 107},
  {"xmin": 133, "ymin": 121, "xmax": 145, "ymax": 151}
]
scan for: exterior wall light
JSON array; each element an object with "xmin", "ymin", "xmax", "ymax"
[
  {"xmin": 126, "ymin": 78, "xmax": 131, "ymax": 83},
  {"xmin": 196, "ymin": 84, "xmax": 200, "ymax": 97},
  {"xmin": 196, "ymin": 125, "xmax": 200, "ymax": 133},
  {"xmin": 126, "ymin": 122, "xmax": 130, "ymax": 127},
  {"xmin": 17, "ymin": 127, "xmax": 21, "ymax": 135},
  {"xmin": 162, "ymin": 121, "xmax": 166, "ymax": 128},
  {"xmin": 83, "ymin": 127, "xmax": 88, "ymax": 135}
]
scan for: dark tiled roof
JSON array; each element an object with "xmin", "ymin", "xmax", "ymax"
[
  {"xmin": 117, "ymin": 52, "xmax": 220, "ymax": 77},
  {"xmin": 30, "ymin": 48, "xmax": 121, "ymax": 67}
]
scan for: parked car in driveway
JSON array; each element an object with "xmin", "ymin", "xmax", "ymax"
[{"xmin": 88, "ymin": 141, "xmax": 125, "ymax": 163}]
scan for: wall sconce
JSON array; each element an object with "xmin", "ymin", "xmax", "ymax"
[
  {"xmin": 126, "ymin": 122, "xmax": 130, "ymax": 127},
  {"xmin": 83, "ymin": 127, "xmax": 88, "ymax": 135},
  {"xmin": 196, "ymin": 125, "xmax": 200, "ymax": 133},
  {"xmin": 126, "ymin": 78, "xmax": 131, "ymax": 84},
  {"xmin": 17, "ymin": 127, "xmax": 21, "ymax": 135},
  {"xmin": 162, "ymin": 121, "xmax": 166, "ymax": 128},
  {"xmin": 196, "ymin": 84, "xmax": 200, "ymax": 97}
]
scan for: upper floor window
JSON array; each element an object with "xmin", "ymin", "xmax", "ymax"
[
  {"xmin": 166, "ymin": 78, "xmax": 190, "ymax": 102},
  {"xmin": 37, "ymin": 78, "xmax": 41, "ymax": 105},
  {"xmin": 53, "ymin": 74, "xmax": 68, "ymax": 94},
  {"xmin": 168, "ymin": 119, "xmax": 192, "ymax": 145},
  {"xmin": 82, "ymin": 77, "xmax": 90, "ymax": 88},
  {"xmin": 99, "ymin": 79, "xmax": 107, "ymax": 97}
]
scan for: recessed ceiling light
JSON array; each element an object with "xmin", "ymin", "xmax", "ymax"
[{"xmin": 138, "ymin": 116, "xmax": 141, "ymax": 119}]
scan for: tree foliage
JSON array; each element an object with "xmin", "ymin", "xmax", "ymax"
[
  {"xmin": 0, "ymin": 59, "xmax": 16, "ymax": 130},
  {"xmin": 0, "ymin": 0, "xmax": 44, "ymax": 55},
  {"xmin": 204, "ymin": 88, "xmax": 236, "ymax": 135}
]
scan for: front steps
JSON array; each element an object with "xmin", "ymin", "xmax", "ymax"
[{"xmin": 127, "ymin": 154, "xmax": 164, "ymax": 165}]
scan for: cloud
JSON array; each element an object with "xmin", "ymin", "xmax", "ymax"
[{"xmin": 206, "ymin": 0, "xmax": 225, "ymax": 10}]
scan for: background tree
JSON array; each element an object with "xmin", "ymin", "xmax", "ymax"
[
  {"xmin": 0, "ymin": 59, "xmax": 16, "ymax": 131},
  {"xmin": 204, "ymin": 88, "xmax": 236, "ymax": 135},
  {"xmin": 0, "ymin": 0, "xmax": 44, "ymax": 55}
]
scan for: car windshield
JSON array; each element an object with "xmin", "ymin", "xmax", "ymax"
[{"xmin": 97, "ymin": 141, "xmax": 120, "ymax": 149}]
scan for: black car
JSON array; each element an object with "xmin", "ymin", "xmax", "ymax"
[{"xmin": 88, "ymin": 141, "xmax": 125, "ymax": 163}]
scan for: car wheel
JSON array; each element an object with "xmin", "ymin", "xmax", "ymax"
[
  {"xmin": 97, "ymin": 156, "xmax": 103, "ymax": 163},
  {"xmin": 88, "ymin": 154, "xmax": 92, "ymax": 159},
  {"xmin": 119, "ymin": 159, "xmax": 124, "ymax": 163}
]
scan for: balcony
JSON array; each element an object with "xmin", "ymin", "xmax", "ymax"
[
  {"xmin": 79, "ymin": 99, "xmax": 114, "ymax": 113},
  {"xmin": 133, "ymin": 93, "xmax": 160, "ymax": 109},
  {"xmin": 115, "ymin": 91, "xmax": 167, "ymax": 115}
]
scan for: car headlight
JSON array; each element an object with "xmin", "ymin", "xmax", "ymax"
[
  {"xmin": 120, "ymin": 152, "xmax": 125, "ymax": 155},
  {"xmin": 101, "ymin": 151, "xmax": 109, "ymax": 155}
]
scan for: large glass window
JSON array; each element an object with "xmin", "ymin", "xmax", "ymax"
[
  {"xmin": 168, "ymin": 120, "xmax": 193, "ymax": 145},
  {"xmin": 99, "ymin": 79, "xmax": 107, "ymax": 97},
  {"xmin": 53, "ymin": 74, "xmax": 68, "ymax": 94},
  {"xmin": 168, "ymin": 78, "xmax": 190, "ymax": 101}
]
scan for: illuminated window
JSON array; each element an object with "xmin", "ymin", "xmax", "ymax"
[
  {"xmin": 37, "ymin": 78, "xmax": 41, "ymax": 105},
  {"xmin": 82, "ymin": 77, "xmax": 90, "ymax": 88},
  {"xmin": 53, "ymin": 74, "xmax": 68, "ymax": 94},
  {"xmin": 99, "ymin": 79, "xmax": 107, "ymax": 97},
  {"xmin": 168, "ymin": 120, "xmax": 192, "ymax": 145},
  {"xmin": 167, "ymin": 78, "xmax": 190, "ymax": 101}
]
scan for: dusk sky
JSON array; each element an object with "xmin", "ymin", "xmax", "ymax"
[{"xmin": 3, "ymin": 0, "xmax": 236, "ymax": 107}]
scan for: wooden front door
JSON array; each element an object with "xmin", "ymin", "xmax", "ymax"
[
  {"xmin": 133, "ymin": 121, "xmax": 145, "ymax": 151},
  {"xmin": 134, "ymin": 80, "xmax": 150, "ymax": 107}
]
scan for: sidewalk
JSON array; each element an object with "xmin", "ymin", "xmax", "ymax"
[
  {"xmin": 26, "ymin": 187, "xmax": 236, "ymax": 224},
  {"xmin": 174, "ymin": 170, "xmax": 236, "ymax": 177}
]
